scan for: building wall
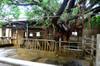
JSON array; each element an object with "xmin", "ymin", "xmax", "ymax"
[
  {"xmin": 13, "ymin": 29, "xmax": 24, "ymax": 46},
  {"xmin": 0, "ymin": 28, "xmax": 2, "ymax": 37}
]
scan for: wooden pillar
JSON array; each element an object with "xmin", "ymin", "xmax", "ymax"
[
  {"xmin": 96, "ymin": 34, "xmax": 100, "ymax": 66},
  {"xmin": 16, "ymin": 30, "xmax": 18, "ymax": 47}
]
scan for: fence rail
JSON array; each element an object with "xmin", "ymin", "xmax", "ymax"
[
  {"xmin": 17, "ymin": 38, "xmax": 84, "ymax": 53},
  {"xmin": 15, "ymin": 36, "xmax": 96, "ymax": 59},
  {"xmin": 19, "ymin": 39, "xmax": 57, "ymax": 52}
]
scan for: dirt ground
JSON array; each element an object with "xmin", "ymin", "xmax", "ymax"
[{"xmin": 0, "ymin": 47, "xmax": 90, "ymax": 66}]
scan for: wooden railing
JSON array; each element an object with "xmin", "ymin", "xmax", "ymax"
[
  {"xmin": 15, "ymin": 38, "xmax": 96, "ymax": 59},
  {"xmin": 19, "ymin": 39, "xmax": 57, "ymax": 52},
  {"xmin": 0, "ymin": 37, "xmax": 11, "ymax": 45},
  {"xmin": 17, "ymin": 38, "xmax": 83, "ymax": 53}
]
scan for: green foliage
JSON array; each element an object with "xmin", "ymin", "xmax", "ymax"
[
  {"xmin": 0, "ymin": 0, "xmax": 61, "ymax": 27},
  {"xmin": 0, "ymin": 0, "xmax": 20, "ymax": 20},
  {"xmin": 2, "ymin": 0, "xmax": 99, "ymax": 29},
  {"xmin": 38, "ymin": 0, "xmax": 60, "ymax": 15},
  {"xmin": 14, "ymin": 6, "xmax": 20, "ymax": 19},
  {"xmin": 10, "ymin": 5, "xmax": 20, "ymax": 19},
  {"xmin": 90, "ymin": 0, "xmax": 100, "ymax": 3},
  {"xmin": 60, "ymin": 12, "xmax": 68, "ymax": 20},
  {"xmin": 43, "ymin": 19, "xmax": 52, "ymax": 27},
  {"xmin": 91, "ymin": 16, "xmax": 100, "ymax": 29},
  {"xmin": 72, "ymin": 7, "xmax": 80, "ymax": 16},
  {"xmin": 85, "ymin": 16, "xmax": 100, "ymax": 29},
  {"xmin": 42, "ymin": 0, "xmax": 49, "ymax": 4},
  {"xmin": 26, "ymin": 5, "xmax": 44, "ymax": 20},
  {"xmin": 0, "ymin": 5, "xmax": 20, "ymax": 20},
  {"xmin": 84, "ymin": 18, "xmax": 89, "ymax": 29},
  {"xmin": 26, "ymin": 0, "xmax": 60, "ymax": 27},
  {"xmin": 0, "ymin": 21, "xmax": 4, "ymax": 28},
  {"xmin": 48, "ymin": 0, "xmax": 60, "ymax": 12},
  {"xmin": 0, "ymin": 0, "xmax": 12, "ymax": 4}
]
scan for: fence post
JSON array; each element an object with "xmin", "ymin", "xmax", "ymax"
[
  {"xmin": 91, "ymin": 35, "xmax": 94, "ymax": 56},
  {"xmin": 90, "ymin": 35, "xmax": 95, "ymax": 66},
  {"xmin": 82, "ymin": 35, "xmax": 86, "ymax": 50},
  {"xmin": 96, "ymin": 34, "xmax": 100, "ymax": 66},
  {"xmin": 59, "ymin": 38, "xmax": 61, "ymax": 52}
]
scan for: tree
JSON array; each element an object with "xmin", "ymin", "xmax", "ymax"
[
  {"xmin": 25, "ymin": 0, "xmax": 61, "ymax": 27},
  {"xmin": 0, "ymin": 0, "xmax": 99, "ymax": 39},
  {"xmin": 0, "ymin": 0, "xmax": 20, "ymax": 21},
  {"xmin": 91, "ymin": 16, "xmax": 100, "ymax": 29}
]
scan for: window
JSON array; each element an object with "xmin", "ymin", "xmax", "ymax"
[
  {"xmin": 29, "ymin": 33, "xmax": 33, "ymax": 37},
  {"xmin": 72, "ymin": 31, "xmax": 78, "ymax": 36},
  {"xmin": 36, "ymin": 32, "xmax": 40, "ymax": 37}
]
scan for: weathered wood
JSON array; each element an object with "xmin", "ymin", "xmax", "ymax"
[{"xmin": 96, "ymin": 34, "xmax": 100, "ymax": 66}]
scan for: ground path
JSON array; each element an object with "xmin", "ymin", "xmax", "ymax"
[{"xmin": 0, "ymin": 47, "xmax": 90, "ymax": 66}]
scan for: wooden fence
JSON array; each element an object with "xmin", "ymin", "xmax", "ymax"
[
  {"xmin": 0, "ymin": 37, "xmax": 11, "ymax": 45},
  {"xmin": 15, "ymin": 38, "xmax": 84, "ymax": 58},
  {"xmin": 0, "ymin": 35, "xmax": 95, "ymax": 59},
  {"xmin": 20, "ymin": 39, "xmax": 57, "ymax": 52}
]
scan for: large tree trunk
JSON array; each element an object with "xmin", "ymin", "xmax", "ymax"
[{"xmin": 52, "ymin": 0, "xmax": 75, "ymax": 41}]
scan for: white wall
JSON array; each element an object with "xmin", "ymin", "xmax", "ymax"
[{"xmin": 5, "ymin": 28, "xmax": 11, "ymax": 37}]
